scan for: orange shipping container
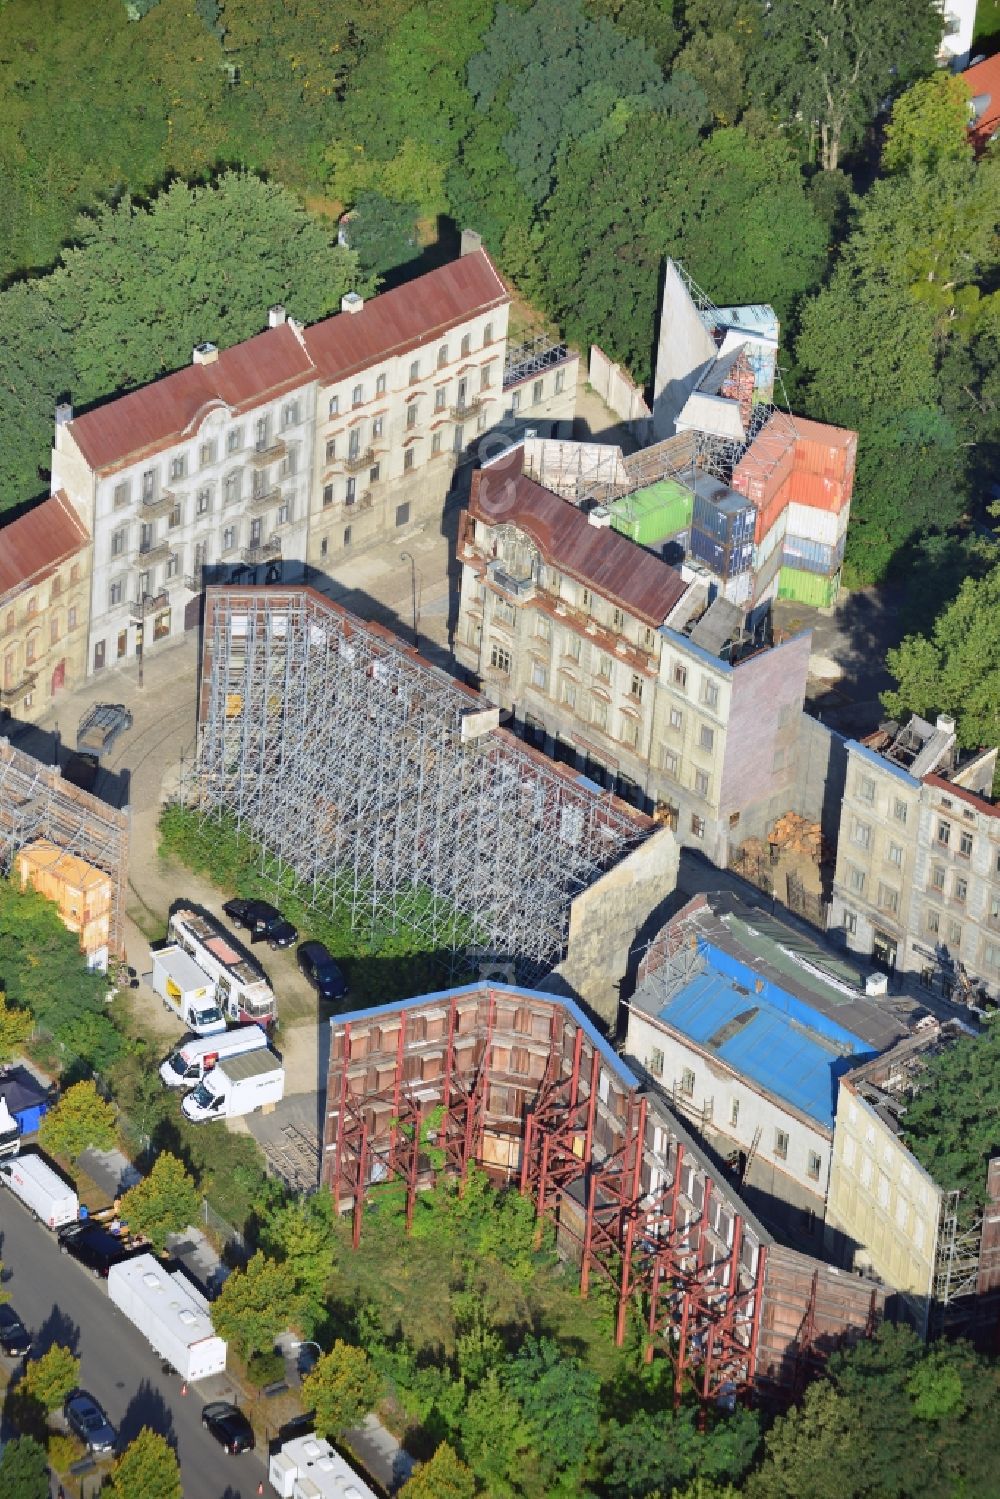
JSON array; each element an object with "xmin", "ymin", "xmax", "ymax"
[
  {"xmin": 783, "ymin": 470, "xmax": 852, "ymax": 513},
  {"xmin": 792, "ymin": 418, "xmax": 857, "ymax": 480},
  {"xmin": 754, "ymin": 476, "xmax": 793, "ymax": 544},
  {"xmin": 733, "ymin": 439, "xmax": 795, "ymax": 505}
]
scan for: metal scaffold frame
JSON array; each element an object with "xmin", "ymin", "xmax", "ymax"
[
  {"xmin": 0, "ymin": 740, "xmax": 129, "ymax": 957},
  {"xmin": 191, "ymin": 589, "xmax": 649, "ymax": 980}
]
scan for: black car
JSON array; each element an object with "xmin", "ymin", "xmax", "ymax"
[
  {"xmin": 297, "ymin": 941, "xmax": 349, "ymax": 1003},
  {"xmin": 202, "ymin": 1400, "xmax": 255, "ymax": 1455},
  {"xmin": 58, "ymin": 1221, "xmax": 144, "ymax": 1279},
  {"xmin": 223, "ymin": 898, "xmax": 297, "ymax": 949},
  {"xmin": 0, "ymin": 1303, "xmax": 31, "ymax": 1357},
  {"xmin": 65, "ymin": 1389, "xmax": 117, "ymax": 1455}
]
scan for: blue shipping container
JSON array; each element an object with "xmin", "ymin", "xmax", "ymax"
[
  {"xmin": 690, "ymin": 474, "xmax": 756, "ymax": 547},
  {"xmin": 781, "ymin": 532, "xmax": 845, "ymax": 576},
  {"xmin": 689, "ymin": 526, "xmax": 754, "ymax": 579}
]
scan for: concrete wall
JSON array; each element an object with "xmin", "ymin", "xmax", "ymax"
[
  {"xmin": 825, "ymin": 1081, "xmax": 940, "ymax": 1336},
  {"xmin": 588, "ymin": 347, "xmax": 652, "ymax": 439},
  {"xmin": 720, "ymin": 632, "xmax": 811, "ymax": 826},
  {"xmin": 503, "ymin": 352, "xmax": 579, "ymax": 437},
  {"xmin": 556, "ymin": 824, "xmax": 679, "ymax": 1026},
  {"xmin": 651, "ymin": 261, "xmax": 717, "ymax": 442}
]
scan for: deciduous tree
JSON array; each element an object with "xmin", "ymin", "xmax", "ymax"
[
  {"xmin": 210, "ymin": 1251, "xmax": 297, "ymax": 1360},
  {"xmin": 300, "ymin": 1341, "xmax": 382, "ymax": 1438},
  {"xmin": 0, "ymin": 992, "xmax": 32, "ymax": 1065},
  {"xmin": 399, "ymin": 1442, "xmax": 477, "ymax": 1499},
  {"xmin": 0, "ymin": 1435, "xmax": 49, "ymax": 1499},
  {"xmin": 107, "ymin": 1428, "xmax": 181, "ymax": 1499},
  {"xmin": 120, "ymin": 1151, "xmax": 200, "ymax": 1251},
  {"xmin": 19, "ymin": 1344, "xmax": 80, "ymax": 1411},
  {"xmin": 38, "ymin": 1080, "xmax": 116, "ymax": 1161}
]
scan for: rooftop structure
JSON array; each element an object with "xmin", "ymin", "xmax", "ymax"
[
  {"xmin": 961, "ymin": 51, "xmax": 1000, "ymax": 144},
  {"xmin": 467, "ymin": 445, "xmax": 690, "ymax": 624},
  {"xmin": 191, "ymin": 585, "xmax": 663, "ymax": 984},
  {"xmin": 0, "ymin": 491, "xmax": 89, "ymax": 597},
  {"xmin": 324, "ymin": 981, "xmax": 886, "ymax": 1407}
]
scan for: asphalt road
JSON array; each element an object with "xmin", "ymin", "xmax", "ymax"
[{"xmin": 0, "ymin": 1190, "xmax": 268, "ymax": 1499}]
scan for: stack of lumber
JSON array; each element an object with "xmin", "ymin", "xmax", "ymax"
[{"xmin": 768, "ymin": 812, "xmax": 823, "ymax": 858}]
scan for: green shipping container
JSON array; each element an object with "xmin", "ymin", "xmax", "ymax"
[
  {"xmin": 776, "ymin": 566, "xmax": 840, "ymax": 608},
  {"xmin": 609, "ymin": 480, "xmax": 693, "ymax": 547}
]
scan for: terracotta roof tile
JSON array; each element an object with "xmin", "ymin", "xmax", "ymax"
[
  {"xmin": 303, "ymin": 248, "xmax": 510, "ymax": 382},
  {"xmin": 0, "ymin": 491, "xmax": 89, "ymax": 598},
  {"xmin": 962, "ymin": 54, "xmax": 1000, "ymax": 153},
  {"xmin": 67, "ymin": 250, "xmax": 510, "ymax": 474},
  {"xmin": 470, "ymin": 448, "xmax": 688, "ymax": 626},
  {"xmin": 68, "ymin": 325, "xmax": 316, "ymax": 473}
]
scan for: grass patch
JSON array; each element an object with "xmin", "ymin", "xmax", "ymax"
[
  {"xmin": 158, "ymin": 803, "xmax": 483, "ymax": 1008},
  {"xmin": 973, "ymin": 0, "xmax": 1000, "ymax": 49}
]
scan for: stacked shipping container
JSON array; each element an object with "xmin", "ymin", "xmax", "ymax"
[
  {"xmin": 732, "ymin": 414, "xmax": 857, "ymax": 609},
  {"xmin": 608, "ymin": 479, "xmax": 694, "ymax": 547}
]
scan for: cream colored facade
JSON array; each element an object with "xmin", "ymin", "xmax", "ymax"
[
  {"xmin": 0, "ymin": 496, "xmax": 91, "ymax": 723},
  {"xmin": 826, "ymin": 1070, "xmax": 942, "ymax": 1336},
  {"xmin": 308, "ymin": 300, "xmax": 511, "ymax": 569}
]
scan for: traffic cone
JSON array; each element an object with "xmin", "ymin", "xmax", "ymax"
[
  {"xmin": 180, "ymin": 1381, "xmax": 188, "ymax": 1396},
  {"xmin": 257, "ymin": 1485, "xmax": 264, "ymax": 1496}
]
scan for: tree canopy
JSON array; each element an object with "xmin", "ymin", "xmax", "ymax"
[
  {"xmin": 0, "ymin": 1436, "xmax": 49, "ymax": 1499},
  {"xmin": 37, "ymin": 1079, "xmax": 116, "ymax": 1161},
  {"xmin": 107, "ymin": 1428, "xmax": 182, "ymax": 1499},
  {"xmin": 210, "ymin": 1250, "xmax": 297, "ymax": 1360},
  {"xmin": 120, "ymin": 1151, "xmax": 200, "ymax": 1251},
  {"xmin": 300, "ymin": 1341, "xmax": 382, "ymax": 1438},
  {"xmin": 896, "ymin": 1024, "xmax": 1000, "ymax": 1213}
]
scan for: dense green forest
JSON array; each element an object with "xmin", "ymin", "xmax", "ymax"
[{"xmin": 0, "ymin": 0, "xmax": 998, "ymax": 673}]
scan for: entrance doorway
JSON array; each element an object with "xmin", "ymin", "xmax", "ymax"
[
  {"xmin": 50, "ymin": 659, "xmax": 65, "ymax": 696},
  {"xmin": 872, "ymin": 931, "xmax": 898, "ymax": 973}
]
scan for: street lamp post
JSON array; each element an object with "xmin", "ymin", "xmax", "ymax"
[{"xmin": 399, "ymin": 550, "xmax": 419, "ymax": 645}]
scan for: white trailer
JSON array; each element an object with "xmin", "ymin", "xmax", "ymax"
[
  {"xmin": 269, "ymin": 1432, "xmax": 379, "ymax": 1499},
  {"xmin": 0, "ymin": 1150, "xmax": 79, "ymax": 1229},
  {"xmin": 159, "ymin": 1026, "xmax": 269, "ymax": 1089},
  {"xmin": 107, "ymin": 1254, "xmax": 227, "ymax": 1382},
  {"xmin": 150, "ymin": 946, "xmax": 227, "ymax": 1036},
  {"xmin": 0, "ymin": 1097, "xmax": 20, "ymax": 1158},
  {"xmin": 181, "ymin": 1048, "xmax": 284, "ymax": 1124}
]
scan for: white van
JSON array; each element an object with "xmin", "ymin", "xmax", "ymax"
[
  {"xmin": 149, "ymin": 945, "xmax": 227, "ymax": 1036},
  {"xmin": 159, "ymin": 1026, "xmax": 269, "ymax": 1089},
  {"xmin": 0, "ymin": 1150, "xmax": 79, "ymax": 1229}
]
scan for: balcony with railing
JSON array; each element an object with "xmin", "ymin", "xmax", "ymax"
[
  {"xmin": 249, "ymin": 484, "xmax": 282, "ymax": 515},
  {"xmin": 130, "ymin": 589, "xmax": 170, "ymax": 622},
  {"xmin": 451, "ymin": 395, "xmax": 482, "ymax": 420},
  {"xmin": 0, "ymin": 669, "xmax": 38, "ymax": 706},
  {"xmin": 140, "ymin": 487, "xmax": 178, "ymax": 519},
  {"xmin": 184, "ymin": 568, "xmax": 204, "ymax": 592},
  {"xmin": 136, "ymin": 539, "xmax": 171, "ymax": 567},
  {"xmin": 344, "ymin": 445, "xmax": 375, "ymax": 474},
  {"xmin": 242, "ymin": 536, "xmax": 282, "ymax": 566},
  {"xmin": 249, "ymin": 438, "xmax": 287, "ymax": 468},
  {"xmin": 487, "ymin": 558, "xmax": 536, "ymax": 602}
]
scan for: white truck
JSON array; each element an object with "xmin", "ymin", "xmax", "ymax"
[
  {"xmin": 181, "ymin": 1048, "xmax": 284, "ymax": 1124},
  {"xmin": 0, "ymin": 1150, "xmax": 79, "ymax": 1229},
  {"xmin": 149, "ymin": 945, "xmax": 227, "ymax": 1036},
  {"xmin": 0, "ymin": 1096, "xmax": 20, "ymax": 1158},
  {"xmin": 107, "ymin": 1254, "xmax": 227, "ymax": 1382},
  {"xmin": 159, "ymin": 1026, "xmax": 269, "ymax": 1089},
  {"xmin": 169, "ymin": 908, "xmax": 278, "ymax": 1029}
]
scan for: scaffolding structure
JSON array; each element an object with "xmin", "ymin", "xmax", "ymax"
[
  {"xmin": 324, "ymin": 983, "xmax": 885, "ymax": 1406},
  {"xmin": 0, "ymin": 739, "xmax": 129, "ymax": 957},
  {"xmin": 503, "ymin": 333, "xmax": 572, "ymax": 389},
  {"xmin": 191, "ymin": 588, "xmax": 651, "ymax": 980}
]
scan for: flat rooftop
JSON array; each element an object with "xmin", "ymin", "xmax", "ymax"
[{"xmin": 632, "ymin": 893, "xmax": 924, "ymax": 1129}]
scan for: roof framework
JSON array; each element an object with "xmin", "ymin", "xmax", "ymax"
[
  {"xmin": 191, "ymin": 588, "xmax": 649, "ymax": 979},
  {"xmin": 0, "ymin": 740, "xmax": 129, "ymax": 956}
]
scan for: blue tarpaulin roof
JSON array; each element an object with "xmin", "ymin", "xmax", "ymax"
[{"xmin": 655, "ymin": 941, "xmax": 878, "ymax": 1128}]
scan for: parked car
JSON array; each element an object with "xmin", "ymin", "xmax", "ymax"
[
  {"xmin": 58, "ymin": 1221, "xmax": 146, "ymax": 1280},
  {"xmin": 0, "ymin": 1303, "xmax": 31, "ymax": 1357},
  {"xmin": 297, "ymin": 941, "xmax": 349, "ymax": 1003},
  {"xmin": 76, "ymin": 703, "xmax": 133, "ymax": 757},
  {"xmin": 223, "ymin": 898, "xmax": 297, "ymax": 949},
  {"xmin": 202, "ymin": 1400, "xmax": 255, "ymax": 1455},
  {"xmin": 64, "ymin": 1389, "xmax": 117, "ymax": 1454}
]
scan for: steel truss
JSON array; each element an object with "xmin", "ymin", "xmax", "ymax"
[
  {"xmin": 191, "ymin": 588, "xmax": 649, "ymax": 980},
  {"xmin": 0, "ymin": 739, "xmax": 129, "ymax": 957}
]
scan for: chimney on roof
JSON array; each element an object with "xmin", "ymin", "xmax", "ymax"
[
  {"xmin": 587, "ymin": 506, "xmax": 611, "ymax": 529},
  {"xmin": 268, "ymin": 305, "xmax": 287, "ymax": 328},
  {"xmin": 192, "ymin": 342, "xmax": 219, "ymax": 366},
  {"xmin": 937, "ymin": 714, "xmax": 956, "ymax": 735},
  {"xmin": 341, "ymin": 292, "xmax": 364, "ymax": 315},
  {"xmin": 55, "ymin": 401, "xmax": 73, "ymax": 427},
  {"xmin": 460, "ymin": 228, "xmax": 483, "ymax": 257}
]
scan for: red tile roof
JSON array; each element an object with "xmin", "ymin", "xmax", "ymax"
[
  {"xmin": 303, "ymin": 248, "xmax": 509, "ymax": 381},
  {"xmin": 470, "ymin": 448, "xmax": 688, "ymax": 626},
  {"xmin": 0, "ymin": 491, "xmax": 89, "ymax": 598},
  {"xmin": 962, "ymin": 54, "xmax": 1000, "ymax": 153},
  {"xmin": 923, "ymin": 772, "xmax": 1000, "ymax": 819},
  {"xmin": 69, "ymin": 325, "xmax": 316, "ymax": 473},
  {"xmin": 68, "ymin": 249, "xmax": 510, "ymax": 473}
]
